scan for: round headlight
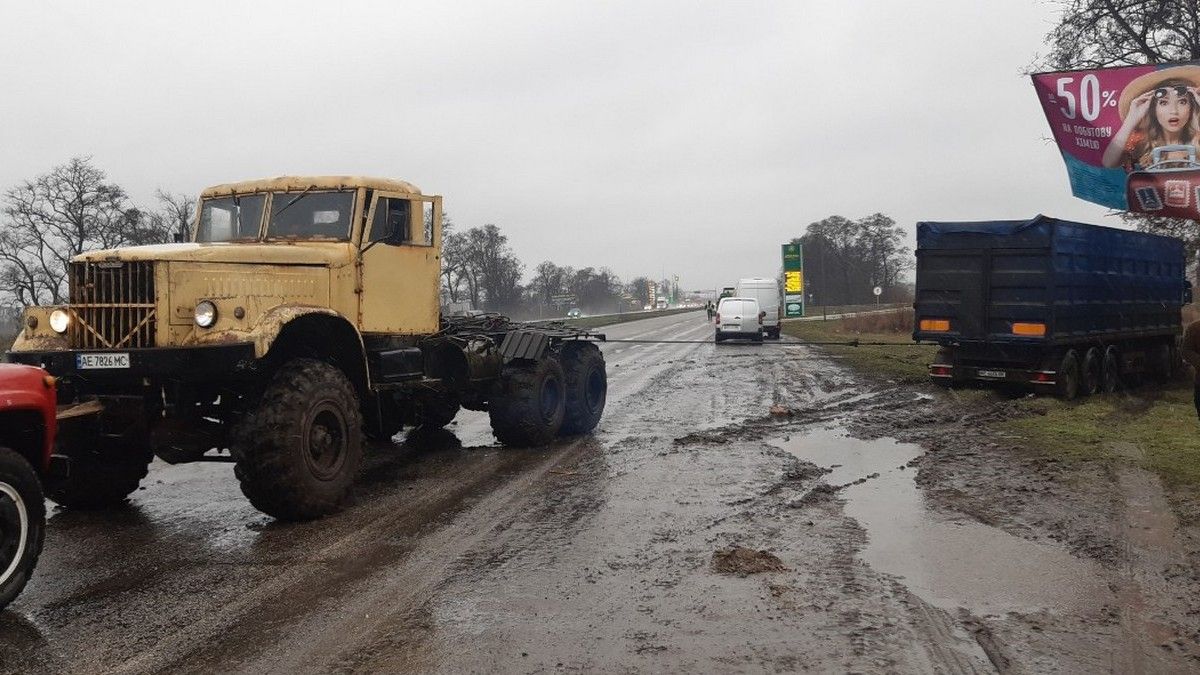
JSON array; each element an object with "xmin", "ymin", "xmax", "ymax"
[
  {"xmin": 194, "ymin": 301, "xmax": 217, "ymax": 328},
  {"xmin": 49, "ymin": 309, "xmax": 70, "ymax": 334}
]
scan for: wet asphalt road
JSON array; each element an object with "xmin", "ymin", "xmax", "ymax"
[{"xmin": 1, "ymin": 310, "xmax": 1194, "ymax": 673}]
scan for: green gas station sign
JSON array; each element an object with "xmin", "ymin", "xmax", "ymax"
[{"xmin": 782, "ymin": 243, "xmax": 804, "ymax": 318}]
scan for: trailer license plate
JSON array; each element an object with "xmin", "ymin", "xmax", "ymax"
[
  {"xmin": 76, "ymin": 353, "xmax": 130, "ymax": 369},
  {"xmin": 977, "ymin": 369, "xmax": 1005, "ymax": 379}
]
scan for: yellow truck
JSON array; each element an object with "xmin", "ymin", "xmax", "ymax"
[{"xmin": 7, "ymin": 176, "xmax": 607, "ymax": 520}]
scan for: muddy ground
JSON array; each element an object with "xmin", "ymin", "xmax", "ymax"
[{"xmin": 1, "ymin": 310, "xmax": 1198, "ymax": 673}]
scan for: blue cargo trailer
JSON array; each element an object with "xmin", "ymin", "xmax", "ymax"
[{"xmin": 912, "ymin": 215, "xmax": 1190, "ymax": 398}]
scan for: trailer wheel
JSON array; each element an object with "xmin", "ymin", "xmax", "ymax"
[
  {"xmin": 1101, "ymin": 347, "xmax": 1121, "ymax": 393},
  {"xmin": 233, "ymin": 358, "xmax": 363, "ymax": 521},
  {"xmin": 488, "ymin": 358, "xmax": 566, "ymax": 447},
  {"xmin": 1081, "ymin": 348, "xmax": 1102, "ymax": 396},
  {"xmin": 1056, "ymin": 350, "xmax": 1081, "ymax": 400},
  {"xmin": 560, "ymin": 343, "xmax": 606, "ymax": 436},
  {"xmin": 0, "ymin": 448, "xmax": 44, "ymax": 611},
  {"xmin": 46, "ymin": 421, "xmax": 153, "ymax": 510}
]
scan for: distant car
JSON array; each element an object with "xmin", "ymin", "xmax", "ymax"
[
  {"xmin": 715, "ymin": 297, "xmax": 764, "ymax": 344},
  {"xmin": 566, "ymin": 308, "xmax": 582, "ymax": 318}
]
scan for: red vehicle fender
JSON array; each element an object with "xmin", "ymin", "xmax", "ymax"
[{"xmin": 0, "ymin": 363, "xmax": 57, "ymax": 474}]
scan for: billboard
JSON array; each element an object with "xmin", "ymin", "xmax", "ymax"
[
  {"xmin": 1032, "ymin": 61, "xmax": 1200, "ymax": 219},
  {"xmin": 781, "ymin": 243, "xmax": 804, "ymax": 318}
]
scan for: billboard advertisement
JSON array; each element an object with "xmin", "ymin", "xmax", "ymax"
[
  {"xmin": 1032, "ymin": 61, "xmax": 1200, "ymax": 218},
  {"xmin": 781, "ymin": 243, "xmax": 804, "ymax": 318}
]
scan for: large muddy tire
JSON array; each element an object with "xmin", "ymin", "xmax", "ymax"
[
  {"xmin": 560, "ymin": 343, "xmax": 607, "ymax": 436},
  {"xmin": 46, "ymin": 422, "xmax": 152, "ymax": 510},
  {"xmin": 488, "ymin": 358, "xmax": 566, "ymax": 447},
  {"xmin": 1081, "ymin": 347, "xmax": 1102, "ymax": 396},
  {"xmin": 0, "ymin": 448, "xmax": 44, "ymax": 611},
  {"xmin": 1056, "ymin": 350, "xmax": 1080, "ymax": 400},
  {"xmin": 233, "ymin": 358, "xmax": 363, "ymax": 521},
  {"xmin": 1101, "ymin": 346, "xmax": 1121, "ymax": 394}
]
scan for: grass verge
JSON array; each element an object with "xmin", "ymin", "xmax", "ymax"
[
  {"xmin": 785, "ymin": 308, "xmax": 1200, "ymax": 489},
  {"xmin": 781, "ymin": 314, "xmax": 935, "ymax": 385}
]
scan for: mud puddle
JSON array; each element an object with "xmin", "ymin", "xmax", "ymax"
[{"xmin": 777, "ymin": 426, "xmax": 1109, "ymax": 616}]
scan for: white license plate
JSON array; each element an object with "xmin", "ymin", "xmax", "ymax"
[
  {"xmin": 977, "ymin": 369, "xmax": 1006, "ymax": 379},
  {"xmin": 76, "ymin": 353, "xmax": 130, "ymax": 369}
]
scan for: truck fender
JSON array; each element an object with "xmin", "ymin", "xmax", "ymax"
[{"xmin": 248, "ymin": 306, "xmax": 370, "ymax": 393}]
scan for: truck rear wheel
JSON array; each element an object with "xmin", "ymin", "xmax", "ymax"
[
  {"xmin": 46, "ymin": 422, "xmax": 152, "ymax": 510},
  {"xmin": 0, "ymin": 448, "xmax": 44, "ymax": 611},
  {"xmin": 489, "ymin": 358, "xmax": 566, "ymax": 447},
  {"xmin": 1101, "ymin": 346, "xmax": 1121, "ymax": 393},
  {"xmin": 1081, "ymin": 348, "xmax": 1102, "ymax": 396},
  {"xmin": 1056, "ymin": 350, "xmax": 1081, "ymax": 400},
  {"xmin": 560, "ymin": 343, "xmax": 606, "ymax": 436},
  {"xmin": 233, "ymin": 358, "xmax": 363, "ymax": 521}
]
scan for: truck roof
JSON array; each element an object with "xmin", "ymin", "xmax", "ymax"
[
  {"xmin": 200, "ymin": 176, "xmax": 423, "ymax": 198},
  {"xmin": 916, "ymin": 214, "xmax": 1181, "ymax": 248}
]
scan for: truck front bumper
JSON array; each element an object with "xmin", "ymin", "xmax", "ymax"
[{"xmin": 6, "ymin": 344, "xmax": 256, "ymax": 382}]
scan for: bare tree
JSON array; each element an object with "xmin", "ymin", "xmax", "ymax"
[
  {"xmin": 0, "ymin": 157, "xmax": 160, "ymax": 305},
  {"xmin": 154, "ymin": 189, "xmax": 197, "ymax": 242},
  {"xmin": 1041, "ymin": 0, "xmax": 1200, "ymax": 71}
]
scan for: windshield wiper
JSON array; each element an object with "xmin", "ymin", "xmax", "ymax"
[{"xmin": 273, "ymin": 186, "xmax": 313, "ymax": 219}]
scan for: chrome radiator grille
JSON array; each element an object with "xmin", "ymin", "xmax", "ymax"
[{"xmin": 68, "ymin": 261, "xmax": 157, "ymax": 349}]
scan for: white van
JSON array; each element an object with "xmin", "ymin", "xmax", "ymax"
[
  {"xmin": 715, "ymin": 297, "xmax": 764, "ymax": 344},
  {"xmin": 735, "ymin": 277, "xmax": 781, "ymax": 339}
]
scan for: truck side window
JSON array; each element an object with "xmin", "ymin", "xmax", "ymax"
[{"xmin": 370, "ymin": 197, "xmax": 411, "ymax": 243}]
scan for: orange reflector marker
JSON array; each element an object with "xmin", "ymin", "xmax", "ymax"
[
  {"xmin": 1012, "ymin": 322, "xmax": 1046, "ymax": 337},
  {"xmin": 42, "ymin": 375, "xmax": 56, "ymax": 389},
  {"xmin": 919, "ymin": 319, "xmax": 950, "ymax": 332}
]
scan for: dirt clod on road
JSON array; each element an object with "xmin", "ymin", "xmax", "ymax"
[{"xmin": 711, "ymin": 547, "xmax": 787, "ymax": 576}]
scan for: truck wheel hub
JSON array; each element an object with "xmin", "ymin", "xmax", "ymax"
[
  {"xmin": 304, "ymin": 405, "xmax": 347, "ymax": 481},
  {"xmin": 0, "ymin": 481, "xmax": 29, "ymax": 587}
]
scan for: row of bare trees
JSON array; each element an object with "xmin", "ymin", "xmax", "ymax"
[
  {"xmin": 795, "ymin": 213, "xmax": 912, "ymax": 306},
  {"xmin": 0, "ymin": 157, "xmax": 193, "ymax": 307},
  {"xmin": 439, "ymin": 219, "xmax": 671, "ymax": 317}
]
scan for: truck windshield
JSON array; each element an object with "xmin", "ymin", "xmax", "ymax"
[
  {"xmin": 196, "ymin": 194, "xmax": 266, "ymax": 242},
  {"xmin": 266, "ymin": 191, "xmax": 355, "ymax": 241}
]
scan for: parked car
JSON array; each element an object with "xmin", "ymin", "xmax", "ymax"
[
  {"xmin": 715, "ymin": 297, "xmax": 765, "ymax": 344},
  {"xmin": 735, "ymin": 277, "xmax": 782, "ymax": 339},
  {"xmin": 0, "ymin": 363, "xmax": 57, "ymax": 611}
]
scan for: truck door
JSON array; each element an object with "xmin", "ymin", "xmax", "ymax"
[{"xmin": 359, "ymin": 192, "xmax": 442, "ymax": 335}]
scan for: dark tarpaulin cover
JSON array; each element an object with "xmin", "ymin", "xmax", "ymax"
[{"xmin": 916, "ymin": 215, "xmax": 1054, "ymax": 249}]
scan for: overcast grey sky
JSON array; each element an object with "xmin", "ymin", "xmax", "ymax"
[{"xmin": 0, "ymin": 0, "xmax": 1110, "ymax": 291}]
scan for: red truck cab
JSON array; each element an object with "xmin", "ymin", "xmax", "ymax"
[{"xmin": 0, "ymin": 363, "xmax": 57, "ymax": 611}]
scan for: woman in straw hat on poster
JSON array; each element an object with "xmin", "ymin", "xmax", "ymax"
[{"xmin": 1102, "ymin": 64, "xmax": 1200, "ymax": 171}]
